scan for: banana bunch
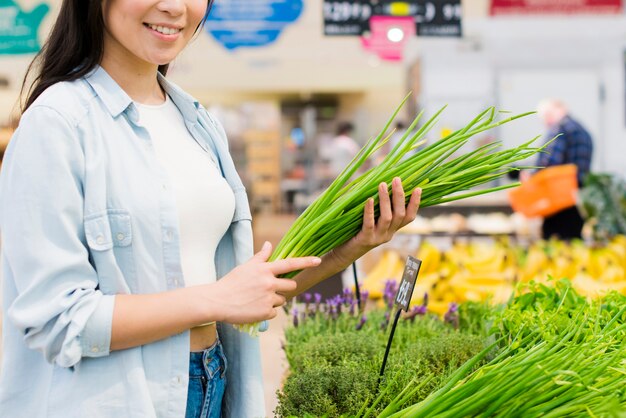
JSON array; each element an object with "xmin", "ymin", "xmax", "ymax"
[
  {"xmin": 360, "ymin": 235, "xmax": 626, "ymax": 313},
  {"xmin": 443, "ymin": 241, "xmax": 516, "ymax": 305},
  {"xmin": 360, "ymin": 250, "xmax": 405, "ymax": 299}
]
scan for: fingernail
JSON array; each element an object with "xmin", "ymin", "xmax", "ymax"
[
  {"xmin": 263, "ymin": 241, "xmax": 270, "ymax": 250},
  {"xmin": 312, "ymin": 257, "xmax": 322, "ymax": 265}
]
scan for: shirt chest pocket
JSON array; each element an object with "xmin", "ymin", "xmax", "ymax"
[{"xmin": 84, "ymin": 210, "xmax": 137, "ymax": 294}]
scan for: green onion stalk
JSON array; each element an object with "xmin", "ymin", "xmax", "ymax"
[
  {"xmin": 237, "ymin": 98, "xmax": 546, "ymax": 335},
  {"xmin": 375, "ymin": 285, "xmax": 626, "ymax": 417},
  {"xmin": 381, "ymin": 310, "xmax": 626, "ymax": 418},
  {"xmin": 269, "ymin": 95, "xmax": 545, "ymax": 270}
]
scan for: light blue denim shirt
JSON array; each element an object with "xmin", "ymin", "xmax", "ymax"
[{"xmin": 0, "ymin": 66, "xmax": 266, "ymax": 418}]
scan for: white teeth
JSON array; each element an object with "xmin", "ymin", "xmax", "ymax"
[{"xmin": 148, "ymin": 24, "xmax": 180, "ymax": 35}]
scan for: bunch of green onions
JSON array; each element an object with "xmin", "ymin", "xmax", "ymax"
[
  {"xmin": 269, "ymin": 96, "xmax": 544, "ymax": 269},
  {"xmin": 381, "ymin": 307, "xmax": 626, "ymax": 417}
]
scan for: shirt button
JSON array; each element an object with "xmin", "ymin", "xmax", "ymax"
[
  {"xmin": 161, "ymin": 184, "xmax": 167, "ymax": 191},
  {"xmin": 116, "ymin": 233, "xmax": 125, "ymax": 241},
  {"xmin": 96, "ymin": 236, "xmax": 105, "ymax": 245},
  {"xmin": 165, "ymin": 230, "xmax": 173, "ymax": 241},
  {"xmin": 173, "ymin": 278, "xmax": 180, "ymax": 286},
  {"xmin": 175, "ymin": 376, "xmax": 182, "ymax": 384},
  {"xmin": 90, "ymin": 346, "xmax": 99, "ymax": 353}
]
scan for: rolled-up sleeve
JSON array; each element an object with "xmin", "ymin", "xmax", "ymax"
[{"xmin": 0, "ymin": 105, "xmax": 114, "ymax": 368}]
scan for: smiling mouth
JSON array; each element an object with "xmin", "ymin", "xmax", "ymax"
[{"xmin": 144, "ymin": 23, "xmax": 182, "ymax": 36}]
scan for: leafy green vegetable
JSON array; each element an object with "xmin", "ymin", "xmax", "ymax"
[
  {"xmin": 580, "ymin": 172, "xmax": 626, "ymax": 241},
  {"xmin": 385, "ymin": 281, "xmax": 626, "ymax": 418}
]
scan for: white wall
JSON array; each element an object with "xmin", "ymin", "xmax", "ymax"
[{"xmin": 417, "ymin": 15, "xmax": 626, "ymax": 178}]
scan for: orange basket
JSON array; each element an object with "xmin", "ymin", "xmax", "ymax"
[{"xmin": 509, "ymin": 164, "xmax": 578, "ymax": 218}]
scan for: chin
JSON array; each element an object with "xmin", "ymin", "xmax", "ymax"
[{"xmin": 147, "ymin": 56, "xmax": 176, "ymax": 67}]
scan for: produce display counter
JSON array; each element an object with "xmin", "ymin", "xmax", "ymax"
[{"xmin": 417, "ymin": 188, "xmax": 515, "ymax": 217}]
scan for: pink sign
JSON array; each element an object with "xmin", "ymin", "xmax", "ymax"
[
  {"xmin": 491, "ymin": 0, "xmax": 623, "ymax": 15},
  {"xmin": 361, "ymin": 16, "xmax": 415, "ymax": 62}
]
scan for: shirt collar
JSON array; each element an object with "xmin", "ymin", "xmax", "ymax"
[
  {"xmin": 157, "ymin": 71, "xmax": 200, "ymax": 124},
  {"xmin": 84, "ymin": 66, "xmax": 133, "ymax": 118},
  {"xmin": 84, "ymin": 65, "xmax": 200, "ymax": 123}
]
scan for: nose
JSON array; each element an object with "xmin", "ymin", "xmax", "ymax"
[{"xmin": 157, "ymin": 0, "xmax": 185, "ymax": 16}]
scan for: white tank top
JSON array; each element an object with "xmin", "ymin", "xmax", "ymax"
[{"xmin": 135, "ymin": 95, "xmax": 235, "ymax": 286}]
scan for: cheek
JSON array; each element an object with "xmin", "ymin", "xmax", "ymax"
[{"xmin": 189, "ymin": 0, "xmax": 208, "ymax": 26}]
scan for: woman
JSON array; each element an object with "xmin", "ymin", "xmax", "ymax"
[{"xmin": 0, "ymin": 1, "xmax": 422, "ymax": 417}]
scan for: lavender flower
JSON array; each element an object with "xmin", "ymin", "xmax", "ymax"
[
  {"xmin": 333, "ymin": 295, "xmax": 343, "ymax": 315},
  {"xmin": 343, "ymin": 288, "xmax": 354, "ymax": 306},
  {"xmin": 383, "ymin": 280, "xmax": 398, "ymax": 310},
  {"xmin": 314, "ymin": 293, "xmax": 322, "ymax": 304},
  {"xmin": 292, "ymin": 307, "xmax": 299, "ymax": 328},
  {"xmin": 326, "ymin": 298, "xmax": 340, "ymax": 320},
  {"xmin": 444, "ymin": 302, "xmax": 459, "ymax": 329},
  {"xmin": 422, "ymin": 292, "xmax": 429, "ymax": 308},
  {"xmin": 404, "ymin": 305, "xmax": 427, "ymax": 322},
  {"xmin": 355, "ymin": 315, "xmax": 367, "ymax": 331},
  {"xmin": 380, "ymin": 310, "xmax": 391, "ymax": 330},
  {"xmin": 302, "ymin": 293, "xmax": 312, "ymax": 315},
  {"xmin": 349, "ymin": 298, "xmax": 357, "ymax": 316}
]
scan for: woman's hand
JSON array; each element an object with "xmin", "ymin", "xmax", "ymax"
[
  {"xmin": 205, "ymin": 241, "xmax": 320, "ymax": 324},
  {"xmin": 330, "ymin": 177, "xmax": 422, "ymax": 268}
]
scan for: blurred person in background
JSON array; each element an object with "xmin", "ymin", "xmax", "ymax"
[
  {"xmin": 326, "ymin": 121, "xmax": 360, "ymax": 178},
  {"xmin": 0, "ymin": 1, "xmax": 423, "ymax": 417},
  {"xmin": 535, "ymin": 99, "xmax": 593, "ymax": 240}
]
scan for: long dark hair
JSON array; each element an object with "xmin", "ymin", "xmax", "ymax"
[{"xmin": 20, "ymin": 0, "xmax": 214, "ymax": 113}]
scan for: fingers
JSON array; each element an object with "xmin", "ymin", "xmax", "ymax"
[
  {"xmin": 376, "ymin": 182, "xmax": 392, "ymax": 233},
  {"xmin": 268, "ymin": 256, "xmax": 321, "ymax": 276},
  {"xmin": 272, "ymin": 277, "xmax": 299, "ymax": 294},
  {"xmin": 362, "ymin": 198, "xmax": 375, "ymax": 233},
  {"xmin": 252, "ymin": 241, "xmax": 272, "ymax": 262},
  {"xmin": 402, "ymin": 188, "xmax": 422, "ymax": 227},
  {"xmin": 389, "ymin": 177, "xmax": 407, "ymax": 231},
  {"xmin": 272, "ymin": 293, "xmax": 287, "ymax": 308},
  {"xmin": 266, "ymin": 308, "xmax": 278, "ymax": 320}
]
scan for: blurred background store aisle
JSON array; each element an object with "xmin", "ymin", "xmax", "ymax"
[{"xmin": 2, "ymin": 0, "xmax": 626, "ymax": 416}]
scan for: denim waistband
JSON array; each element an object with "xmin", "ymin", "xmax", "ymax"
[{"xmin": 189, "ymin": 337, "xmax": 224, "ymax": 377}]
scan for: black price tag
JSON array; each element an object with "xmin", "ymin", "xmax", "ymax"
[
  {"xmin": 394, "ymin": 256, "xmax": 422, "ymax": 312},
  {"xmin": 415, "ymin": 0, "xmax": 462, "ymax": 37},
  {"xmin": 323, "ymin": 1, "xmax": 373, "ymax": 36},
  {"xmin": 323, "ymin": 0, "xmax": 462, "ymax": 38},
  {"xmin": 378, "ymin": 255, "xmax": 423, "ymax": 385}
]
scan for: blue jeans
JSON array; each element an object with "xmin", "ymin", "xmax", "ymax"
[{"xmin": 185, "ymin": 338, "xmax": 227, "ymax": 418}]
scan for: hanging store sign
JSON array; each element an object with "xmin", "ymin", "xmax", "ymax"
[
  {"xmin": 361, "ymin": 16, "xmax": 415, "ymax": 61},
  {"xmin": 323, "ymin": 0, "xmax": 462, "ymax": 37},
  {"xmin": 205, "ymin": 0, "xmax": 303, "ymax": 50},
  {"xmin": 490, "ymin": 0, "xmax": 623, "ymax": 15},
  {"xmin": 323, "ymin": 1, "xmax": 372, "ymax": 35},
  {"xmin": 0, "ymin": 0, "xmax": 49, "ymax": 55}
]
